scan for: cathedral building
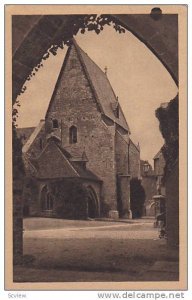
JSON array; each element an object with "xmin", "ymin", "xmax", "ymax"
[{"xmin": 17, "ymin": 40, "xmax": 140, "ymax": 220}]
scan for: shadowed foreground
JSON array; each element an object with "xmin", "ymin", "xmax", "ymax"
[{"xmin": 14, "ymin": 218, "xmax": 179, "ymax": 282}]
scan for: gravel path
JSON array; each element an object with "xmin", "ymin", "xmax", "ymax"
[{"xmin": 13, "ymin": 218, "xmax": 178, "ymax": 282}]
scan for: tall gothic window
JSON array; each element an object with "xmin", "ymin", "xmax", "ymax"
[
  {"xmin": 41, "ymin": 186, "xmax": 54, "ymax": 211},
  {"xmin": 52, "ymin": 119, "xmax": 59, "ymax": 129},
  {"xmin": 46, "ymin": 193, "xmax": 53, "ymax": 210},
  {"xmin": 69, "ymin": 125, "xmax": 77, "ymax": 144},
  {"xmin": 112, "ymin": 101, "xmax": 119, "ymax": 118}
]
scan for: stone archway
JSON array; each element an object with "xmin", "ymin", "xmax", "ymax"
[
  {"xmin": 11, "ymin": 10, "xmax": 180, "ymax": 262},
  {"xmin": 86, "ymin": 186, "xmax": 99, "ymax": 219},
  {"xmin": 40, "ymin": 185, "xmax": 54, "ymax": 213},
  {"xmin": 12, "ymin": 12, "xmax": 178, "ymax": 103}
]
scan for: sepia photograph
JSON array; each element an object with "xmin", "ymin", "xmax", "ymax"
[{"xmin": 5, "ymin": 4, "xmax": 187, "ymax": 290}]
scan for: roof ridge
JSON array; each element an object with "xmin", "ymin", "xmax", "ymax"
[
  {"xmin": 153, "ymin": 148, "xmax": 163, "ymax": 160},
  {"xmin": 72, "ymin": 39, "xmax": 104, "ymax": 114},
  {"xmin": 72, "ymin": 38, "xmax": 106, "ymax": 76},
  {"xmin": 17, "ymin": 126, "xmax": 36, "ymax": 130},
  {"xmin": 55, "ymin": 143, "xmax": 80, "ymax": 177},
  {"xmin": 116, "ymin": 129, "xmax": 129, "ymax": 145},
  {"xmin": 72, "ymin": 39, "xmax": 129, "ymax": 132},
  {"xmin": 22, "ymin": 120, "xmax": 44, "ymax": 153},
  {"xmin": 70, "ymin": 161, "xmax": 102, "ymax": 182},
  {"xmin": 73, "ymin": 39, "xmax": 127, "ymax": 115},
  {"xmin": 129, "ymin": 138, "xmax": 140, "ymax": 152},
  {"xmin": 45, "ymin": 38, "xmax": 129, "ymax": 132},
  {"xmin": 45, "ymin": 44, "xmax": 73, "ymax": 119},
  {"xmin": 35, "ymin": 140, "xmax": 80, "ymax": 179},
  {"xmin": 73, "ymin": 38, "xmax": 119, "ymax": 105}
]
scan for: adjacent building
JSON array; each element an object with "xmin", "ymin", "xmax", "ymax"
[
  {"xmin": 153, "ymin": 149, "xmax": 166, "ymax": 196},
  {"xmin": 140, "ymin": 160, "xmax": 157, "ymax": 216}
]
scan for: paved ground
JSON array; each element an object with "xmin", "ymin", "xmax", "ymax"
[{"xmin": 14, "ymin": 217, "xmax": 179, "ymax": 282}]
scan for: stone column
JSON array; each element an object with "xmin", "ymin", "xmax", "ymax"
[
  {"xmin": 108, "ymin": 210, "xmax": 119, "ymax": 219},
  {"xmin": 165, "ymin": 161, "xmax": 179, "ymax": 247},
  {"xmin": 13, "ymin": 178, "xmax": 23, "ymax": 264},
  {"xmin": 118, "ymin": 174, "xmax": 132, "ymax": 219}
]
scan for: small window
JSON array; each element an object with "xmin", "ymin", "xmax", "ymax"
[
  {"xmin": 52, "ymin": 119, "xmax": 59, "ymax": 129},
  {"xmin": 115, "ymin": 104, "xmax": 119, "ymax": 118},
  {"xmin": 143, "ymin": 162, "xmax": 150, "ymax": 173},
  {"xmin": 69, "ymin": 126, "xmax": 77, "ymax": 144}
]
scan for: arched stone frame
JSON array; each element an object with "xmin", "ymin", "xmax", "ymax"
[
  {"xmin": 52, "ymin": 118, "xmax": 59, "ymax": 129},
  {"xmin": 11, "ymin": 11, "xmax": 180, "ymax": 263},
  {"xmin": 40, "ymin": 184, "xmax": 46, "ymax": 211},
  {"xmin": 84, "ymin": 184, "xmax": 100, "ymax": 218},
  {"xmin": 39, "ymin": 183, "xmax": 54, "ymax": 212},
  {"xmin": 12, "ymin": 13, "xmax": 178, "ymax": 103}
]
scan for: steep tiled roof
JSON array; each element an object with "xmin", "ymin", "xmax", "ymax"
[
  {"xmin": 153, "ymin": 149, "xmax": 163, "ymax": 160},
  {"xmin": 22, "ymin": 120, "xmax": 45, "ymax": 153},
  {"xmin": 16, "ymin": 127, "xmax": 35, "ymax": 145},
  {"xmin": 73, "ymin": 40, "xmax": 129, "ymax": 132},
  {"xmin": 71, "ymin": 161, "xmax": 102, "ymax": 182},
  {"xmin": 46, "ymin": 40, "xmax": 129, "ymax": 132},
  {"xmin": 31, "ymin": 138, "xmax": 101, "ymax": 182},
  {"xmin": 129, "ymin": 138, "xmax": 140, "ymax": 152},
  {"xmin": 32, "ymin": 140, "xmax": 79, "ymax": 179}
]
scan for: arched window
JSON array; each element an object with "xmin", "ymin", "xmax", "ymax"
[
  {"xmin": 46, "ymin": 193, "xmax": 53, "ymax": 210},
  {"xmin": 52, "ymin": 119, "xmax": 59, "ymax": 129},
  {"xmin": 69, "ymin": 126, "xmax": 77, "ymax": 144},
  {"xmin": 114, "ymin": 103, "xmax": 119, "ymax": 118},
  {"xmin": 41, "ymin": 186, "xmax": 54, "ymax": 211}
]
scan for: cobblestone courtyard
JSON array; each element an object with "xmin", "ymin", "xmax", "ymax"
[{"xmin": 13, "ymin": 218, "xmax": 179, "ymax": 282}]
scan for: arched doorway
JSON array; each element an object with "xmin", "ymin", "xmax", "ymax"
[
  {"xmin": 86, "ymin": 186, "xmax": 99, "ymax": 219},
  {"xmin": 130, "ymin": 178, "xmax": 146, "ymax": 219}
]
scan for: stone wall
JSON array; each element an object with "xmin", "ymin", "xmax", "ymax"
[
  {"xmin": 115, "ymin": 129, "xmax": 131, "ymax": 217},
  {"xmin": 13, "ymin": 179, "xmax": 23, "ymax": 264},
  {"xmin": 23, "ymin": 177, "xmax": 40, "ymax": 217},
  {"xmin": 166, "ymin": 160, "xmax": 179, "ymax": 247},
  {"xmin": 115, "ymin": 129, "xmax": 129, "ymax": 175},
  {"xmin": 141, "ymin": 176, "xmax": 157, "ymax": 216},
  {"xmin": 129, "ymin": 139, "xmax": 140, "ymax": 179},
  {"xmin": 46, "ymin": 45, "xmax": 117, "ymax": 214}
]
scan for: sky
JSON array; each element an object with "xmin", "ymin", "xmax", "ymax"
[{"xmin": 16, "ymin": 26, "xmax": 178, "ymax": 165}]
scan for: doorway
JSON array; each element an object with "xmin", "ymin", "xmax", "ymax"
[{"xmin": 86, "ymin": 186, "xmax": 99, "ymax": 219}]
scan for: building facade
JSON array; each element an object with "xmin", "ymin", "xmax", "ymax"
[
  {"xmin": 140, "ymin": 160, "xmax": 157, "ymax": 216},
  {"xmin": 153, "ymin": 149, "xmax": 166, "ymax": 196}
]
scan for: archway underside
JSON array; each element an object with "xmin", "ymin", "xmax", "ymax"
[{"xmin": 12, "ymin": 13, "xmax": 178, "ymax": 103}]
